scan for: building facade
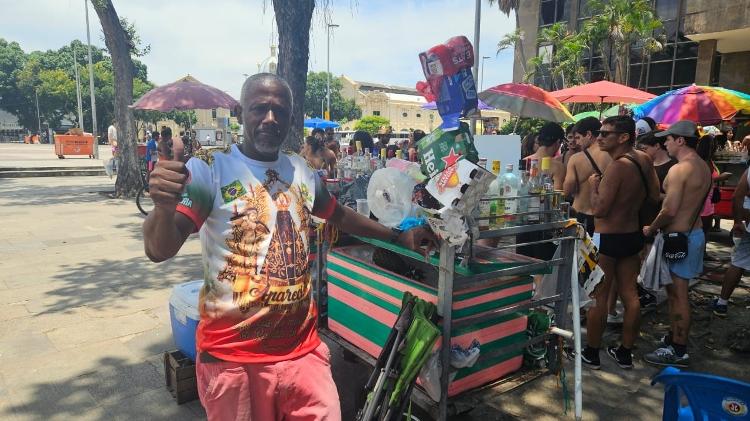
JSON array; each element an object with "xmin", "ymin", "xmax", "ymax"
[
  {"xmin": 339, "ymin": 76, "xmax": 511, "ymax": 133},
  {"xmin": 514, "ymin": 0, "xmax": 750, "ymax": 94}
]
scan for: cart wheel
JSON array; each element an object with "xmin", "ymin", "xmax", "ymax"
[{"xmin": 57, "ymin": 155, "xmax": 64, "ymax": 159}]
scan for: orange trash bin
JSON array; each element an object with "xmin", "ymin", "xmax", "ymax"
[{"xmin": 54, "ymin": 134, "xmax": 95, "ymax": 159}]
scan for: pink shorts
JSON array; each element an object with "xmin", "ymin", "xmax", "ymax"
[{"xmin": 196, "ymin": 341, "xmax": 341, "ymax": 421}]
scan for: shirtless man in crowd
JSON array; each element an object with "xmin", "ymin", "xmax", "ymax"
[
  {"xmin": 584, "ymin": 116, "xmax": 660, "ymax": 370},
  {"xmin": 643, "ymin": 120, "xmax": 712, "ymax": 367},
  {"xmin": 563, "ymin": 117, "xmax": 611, "ymax": 236},
  {"xmin": 301, "ymin": 135, "xmax": 336, "ymax": 177}
]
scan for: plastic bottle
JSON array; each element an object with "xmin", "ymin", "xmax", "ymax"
[
  {"xmin": 489, "ymin": 160, "xmax": 504, "ymax": 229},
  {"xmin": 540, "ymin": 157, "xmax": 553, "ymax": 222},
  {"xmin": 527, "ymin": 159, "xmax": 541, "ymax": 224},
  {"xmin": 517, "ymin": 159, "xmax": 530, "ymax": 225},
  {"xmin": 502, "ymin": 164, "xmax": 519, "ymax": 226},
  {"xmin": 476, "ymin": 159, "xmax": 490, "ymax": 231}
]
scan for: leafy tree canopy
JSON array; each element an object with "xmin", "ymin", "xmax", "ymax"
[
  {"xmin": 304, "ymin": 71, "xmax": 361, "ymax": 123},
  {"xmin": 354, "ymin": 115, "xmax": 390, "ymax": 135}
]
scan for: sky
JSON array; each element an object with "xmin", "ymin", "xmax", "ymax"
[{"xmin": 2, "ymin": 0, "xmax": 516, "ymax": 99}]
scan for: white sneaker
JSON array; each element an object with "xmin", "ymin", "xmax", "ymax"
[{"xmin": 607, "ymin": 311, "xmax": 623, "ymax": 325}]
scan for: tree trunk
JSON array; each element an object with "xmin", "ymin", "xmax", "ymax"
[
  {"xmin": 91, "ymin": 0, "xmax": 141, "ymax": 198},
  {"xmin": 273, "ymin": 0, "xmax": 315, "ymax": 153},
  {"xmin": 515, "ymin": 14, "xmax": 527, "ymax": 75}
]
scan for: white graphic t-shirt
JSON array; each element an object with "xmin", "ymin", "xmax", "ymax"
[{"xmin": 176, "ymin": 144, "xmax": 336, "ymax": 363}]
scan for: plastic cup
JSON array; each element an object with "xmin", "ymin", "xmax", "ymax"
[{"xmin": 356, "ymin": 199, "xmax": 369, "ymax": 216}]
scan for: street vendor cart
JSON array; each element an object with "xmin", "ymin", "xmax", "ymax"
[
  {"xmin": 54, "ymin": 133, "xmax": 95, "ymax": 159},
  {"xmin": 313, "ymin": 194, "xmax": 582, "ymax": 420}
]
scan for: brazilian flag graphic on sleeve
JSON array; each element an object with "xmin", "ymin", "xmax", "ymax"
[{"xmin": 221, "ymin": 180, "xmax": 247, "ymax": 203}]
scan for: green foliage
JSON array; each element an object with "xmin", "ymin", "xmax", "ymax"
[
  {"xmin": 579, "ymin": 0, "xmax": 664, "ymax": 85},
  {"xmin": 525, "ymin": 22, "xmax": 586, "ymax": 90},
  {"xmin": 229, "ymin": 122, "xmax": 240, "ymax": 133},
  {"xmin": 498, "ymin": 117, "xmax": 546, "ymax": 138},
  {"xmin": 0, "ymin": 36, "xmax": 151, "ymax": 134},
  {"xmin": 304, "ymin": 71, "xmax": 361, "ymax": 122},
  {"xmin": 354, "ymin": 115, "xmax": 390, "ymax": 135}
]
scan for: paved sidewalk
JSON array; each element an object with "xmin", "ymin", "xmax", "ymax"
[{"xmin": 0, "ymin": 176, "xmax": 204, "ymax": 420}]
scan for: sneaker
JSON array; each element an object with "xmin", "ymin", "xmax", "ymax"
[
  {"xmin": 606, "ymin": 346, "xmax": 633, "ymax": 369},
  {"xmin": 607, "ymin": 311, "xmax": 623, "ymax": 325},
  {"xmin": 643, "ymin": 346, "xmax": 689, "ymax": 368},
  {"xmin": 707, "ymin": 298, "xmax": 728, "ymax": 318},
  {"xmin": 566, "ymin": 346, "xmax": 601, "ymax": 370}
]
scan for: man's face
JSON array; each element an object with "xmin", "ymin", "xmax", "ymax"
[
  {"xmin": 596, "ymin": 124, "xmax": 626, "ymax": 152},
  {"xmin": 573, "ymin": 131, "xmax": 595, "ymax": 151},
  {"xmin": 637, "ymin": 142, "xmax": 659, "ymax": 159},
  {"xmin": 664, "ymin": 135, "xmax": 680, "ymax": 156},
  {"xmin": 241, "ymin": 80, "xmax": 292, "ymax": 156},
  {"xmin": 566, "ymin": 132, "xmax": 576, "ymax": 151}
]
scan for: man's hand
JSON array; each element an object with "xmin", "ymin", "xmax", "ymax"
[
  {"xmin": 150, "ymin": 136, "xmax": 189, "ymax": 210},
  {"xmin": 643, "ymin": 225, "xmax": 655, "ymax": 237},
  {"xmin": 397, "ymin": 227, "xmax": 438, "ymax": 257},
  {"xmin": 589, "ymin": 174, "xmax": 601, "ymax": 192},
  {"xmin": 149, "ymin": 161, "xmax": 189, "ymax": 209}
]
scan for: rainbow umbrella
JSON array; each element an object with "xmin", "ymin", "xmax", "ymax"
[
  {"xmin": 633, "ymin": 84, "xmax": 750, "ymax": 126},
  {"xmin": 479, "ymin": 83, "xmax": 574, "ymax": 123}
]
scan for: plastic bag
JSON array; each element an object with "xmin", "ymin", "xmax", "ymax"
[
  {"xmin": 367, "ymin": 168, "xmax": 418, "ymax": 228},
  {"xmin": 103, "ymin": 158, "xmax": 115, "ymax": 178}
]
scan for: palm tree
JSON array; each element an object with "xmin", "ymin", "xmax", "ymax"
[
  {"xmin": 489, "ymin": 1, "xmax": 527, "ymax": 75},
  {"xmin": 581, "ymin": 0, "xmax": 664, "ymax": 85}
]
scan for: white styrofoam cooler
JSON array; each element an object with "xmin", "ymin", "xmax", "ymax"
[{"xmin": 169, "ymin": 280, "xmax": 202, "ymax": 361}]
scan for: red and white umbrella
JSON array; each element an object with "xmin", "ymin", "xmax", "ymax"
[{"xmin": 479, "ymin": 83, "xmax": 574, "ymax": 123}]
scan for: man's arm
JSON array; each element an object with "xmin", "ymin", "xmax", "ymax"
[
  {"xmin": 589, "ymin": 162, "xmax": 622, "ymax": 218},
  {"xmin": 143, "ymin": 207, "xmax": 194, "ymax": 262},
  {"xmin": 563, "ymin": 156, "xmax": 578, "ymax": 197},
  {"xmin": 553, "ymin": 160, "xmax": 566, "ymax": 191},
  {"xmin": 646, "ymin": 168, "xmax": 684, "ymax": 234},
  {"xmin": 732, "ymin": 169, "xmax": 750, "ymax": 232},
  {"xmin": 312, "ymin": 178, "xmax": 436, "ymax": 254}
]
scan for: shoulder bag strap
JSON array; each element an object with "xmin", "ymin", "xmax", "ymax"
[{"xmin": 583, "ymin": 149, "xmax": 603, "ymax": 176}]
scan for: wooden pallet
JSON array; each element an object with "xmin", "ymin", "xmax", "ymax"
[{"xmin": 164, "ymin": 350, "xmax": 198, "ymax": 405}]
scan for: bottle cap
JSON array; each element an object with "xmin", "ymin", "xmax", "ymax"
[
  {"xmin": 506, "ymin": 164, "xmax": 514, "ymax": 171},
  {"xmin": 541, "ymin": 157, "xmax": 551, "ymax": 171}
]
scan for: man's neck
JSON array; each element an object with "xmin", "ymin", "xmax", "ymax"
[
  {"xmin": 608, "ymin": 144, "xmax": 633, "ymax": 159},
  {"xmin": 675, "ymin": 147, "xmax": 699, "ymax": 162},
  {"xmin": 654, "ymin": 150, "xmax": 671, "ymax": 165}
]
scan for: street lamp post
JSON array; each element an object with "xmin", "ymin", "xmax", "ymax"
[
  {"xmin": 84, "ymin": 0, "xmax": 99, "ymax": 158},
  {"xmin": 480, "ymin": 56, "xmax": 491, "ymax": 91},
  {"xmin": 320, "ymin": 98, "xmax": 325, "ymax": 119},
  {"xmin": 326, "ymin": 23, "xmax": 339, "ymax": 121},
  {"xmin": 35, "ymin": 89, "xmax": 41, "ymax": 139}
]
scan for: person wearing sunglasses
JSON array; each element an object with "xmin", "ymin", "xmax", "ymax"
[
  {"xmin": 582, "ymin": 116, "xmax": 660, "ymax": 370},
  {"xmin": 642, "ymin": 120, "xmax": 713, "ymax": 368}
]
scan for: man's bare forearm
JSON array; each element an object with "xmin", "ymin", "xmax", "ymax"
[
  {"xmin": 328, "ymin": 204, "xmax": 393, "ymax": 240},
  {"xmin": 143, "ymin": 206, "xmax": 189, "ymax": 262}
]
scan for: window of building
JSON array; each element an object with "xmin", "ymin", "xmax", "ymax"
[
  {"xmin": 416, "ymin": 113, "xmax": 421, "ymax": 118},
  {"xmin": 402, "ymin": 112, "xmax": 408, "ymax": 118},
  {"xmin": 373, "ymin": 111, "xmax": 380, "ymax": 116},
  {"xmin": 540, "ymin": 0, "xmax": 568, "ymax": 26},
  {"xmin": 211, "ymin": 109, "xmax": 217, "ymax": 119}
]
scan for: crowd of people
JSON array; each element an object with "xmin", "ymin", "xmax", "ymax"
[{"xmin": 520, "ymin": 115, "xmax": 748, "ymax": 370}]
